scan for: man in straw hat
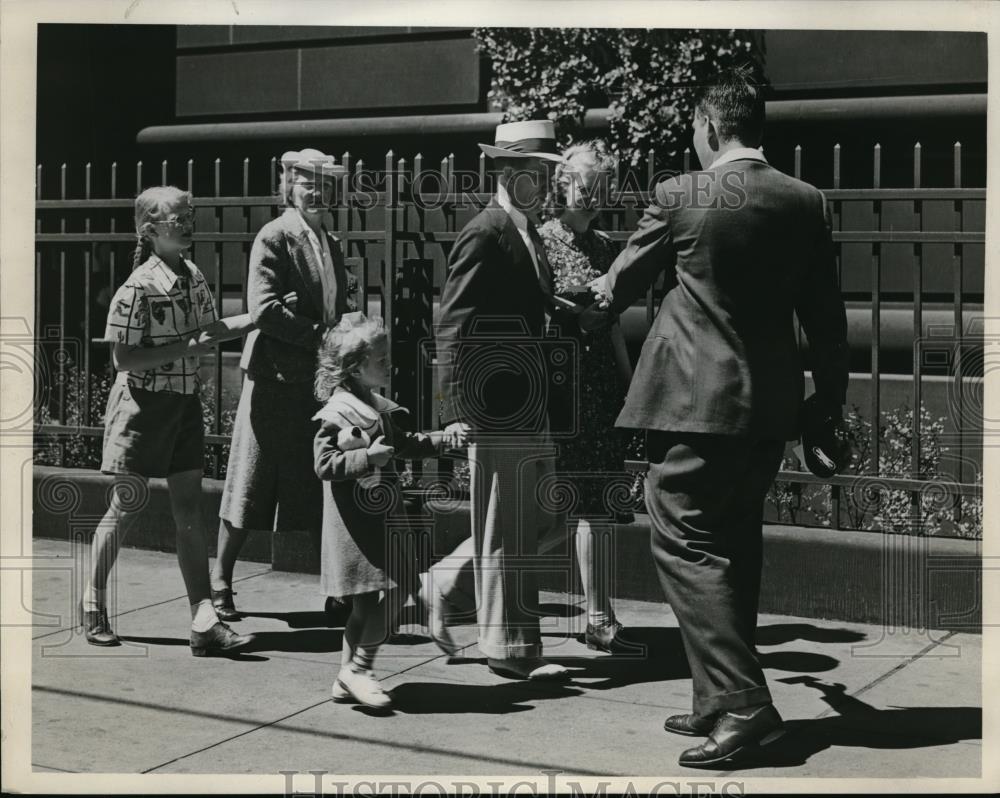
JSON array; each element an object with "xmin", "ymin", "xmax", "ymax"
[
  {"xmin": 428, "ymin": 120, "xmax": 572, "ymax": 681},
  {"xmin": 214, "ymin": 147, "xmax": 354, "ymax": 625}
]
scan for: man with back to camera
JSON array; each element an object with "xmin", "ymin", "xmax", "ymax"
[{"xmin": 589, "ymin": 67, "xmax": 849, "ymax": 767}]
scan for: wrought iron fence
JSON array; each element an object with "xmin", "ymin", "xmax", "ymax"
[{"xmin": 33, "ymin": 141, "xmax": 984, "ymax": 535}]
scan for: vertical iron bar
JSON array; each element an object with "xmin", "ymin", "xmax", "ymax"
[
  {"xmin": 911, "ymin": 142, "xmax": 923, "ymax": 530},
  {"xmin": 340, "ymin": 151, "xmax": 352, "ymax": 248},
  {"xmin": 35, "ymin": 164, "xmax": 42, "ymax": 353},
  {"xmin": 384, "ymin": 151, "xmax": 396, "ymax": 391},
  {"xmin": 952, "ymin": 142, "xmax": 964, "ymax": 516},
  {"xmin": 84, "ymin": 162, "xmax": 92, "ymax": 428},
  {"xmin": 871, "ymin": 144, "xmax": 881, "ymax": 481},
  {"xmin": 794, "ymin": 144, "xmax": 802, "ymax": 180},
  {"xmin": 213, "ymin": 157, "xmax": 223, "ymax": 478},
  {"xmin": 110, "ymin": 162, "xmax": 117, "ymax": 288},
  {"xmin": 58, "ymin": 163, "xmax": 67, "ymax": 462}
]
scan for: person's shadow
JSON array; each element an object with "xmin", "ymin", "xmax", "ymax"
[
  {"xmin": 533, "ymin": 621, "xmax": 857, "ymax": 690},
  {"xmin": 722, "ymin": 676, "xmax": 982, "ymax": 770},
  {"xmin": 387, "ymin": 680, "xmax": 584, "ymax": 716}
]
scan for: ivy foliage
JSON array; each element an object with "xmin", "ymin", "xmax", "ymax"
[{"xmin": 473, "ymin": 28, "xmax": 765, "ymax": 167}]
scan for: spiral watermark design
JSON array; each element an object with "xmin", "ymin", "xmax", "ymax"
[
  {"xmin": 36, "ymin": 473, "xmax": 83, "ymax": 515},
  {"xmin": 535, "ymin": 471, "xmax": 581, "ymax": 515},
  {"xmin": 846, "ymin": 475, "xmax": 895, "ymax": 517},
  {"xmin": 106, "ymin": 474, "xmax": 150, "ymax": 514},
  {"xmin": 354, "ymin": 479, "xmax": 399, "ymax": 514},
  {"xmin": 918, "ymin": 479, "xmax": 954, "ymax": 514},
  {"xmin": 603, "ymin": 474, "xmax": 638, "ymax": 516},
  {"xmin": 418, "ymin": 476, "xmax": 467, "ymax": 515}
]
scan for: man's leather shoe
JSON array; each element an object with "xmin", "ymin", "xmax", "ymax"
[
  {"xmin": 678, "ymin": 703, "xmax": 784, "ymax": 768},
  {"xmin": 584, "ymin": 618, "xmax": 642, "ymax": 655},
  {"xmin": 211, "ymin": 588, "xmax": 241, "ymax": 622},
  {"xmin": 80, "ymin": 602, "xmax": 119, "ymax": 647},
  {"xmin": 663, "ymin": 712, "xmax": 719, "ymax": 737},
  {"xmin": 190, "ymin": 622, "xmax": 255, "ymax": 657}
]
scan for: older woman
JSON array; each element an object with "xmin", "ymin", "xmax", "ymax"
[
  {"xmin": 537, "ymin": 139, "xmax": 637, "ymax": 653},
  {"xmin": 211, "ymin": 148, "xmax": 352, "ymax": 620}
]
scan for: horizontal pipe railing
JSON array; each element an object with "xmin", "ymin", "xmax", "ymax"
[{"xmin": 33, "ymin": 139, "xmax": 985, "ymax": 535}]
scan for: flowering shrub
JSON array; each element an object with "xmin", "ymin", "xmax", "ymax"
[
  {"xmin": 473, "ymin": 28, "xmax": 764, "ymax": 168},
  {"xmin": 767, "ymin": 403, "xmax": 983, "ymax": 538}
]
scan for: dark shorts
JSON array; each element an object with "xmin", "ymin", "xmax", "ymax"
[{"xmin": 100, "ymin": 381, "xmax": 204, "ymax": 478}]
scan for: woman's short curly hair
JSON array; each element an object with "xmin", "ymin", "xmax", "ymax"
[{"xmin": 551, "ymin": 139, "xmax": 619, "ymax": 210}]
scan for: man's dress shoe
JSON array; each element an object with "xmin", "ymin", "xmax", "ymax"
[
  {"xmin": 679, "ymin": 703, "xmax": 784, "ymax": 768},
  {"xmin": 663, "ymin": 712, "xmax": 719, "ymax": 737}
]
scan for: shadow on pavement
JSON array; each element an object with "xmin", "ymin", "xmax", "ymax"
[
  {"xmin": 389, "ymin": 680, "xmax": 584, "ymax": 715},
  {"xmin": 730, "ymin": 676, "xmax": 983, "ymax": 770},
  {"xmin": 756, "ymin": 623, "xmax": 868, "ymax": 646}
]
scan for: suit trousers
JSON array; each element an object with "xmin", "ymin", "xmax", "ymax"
[
  {"xmin": 644, "ymin": 430, "xmax": 785, "ymax": 717},
  {"xmin": 431, "ymin": 434, "xmax": 562, "ymax": 660}
]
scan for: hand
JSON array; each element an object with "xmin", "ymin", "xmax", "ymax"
[
  {"xmin": 184, "ymin": 330, "xmax": 216, "ymax": 355},
  {"xmin": 588, "ymin": 275, "xmax": 611, "ymax": 309},
  {"xmin": 283, "ymin": 291, "xmax": 299, "ymax": 311},
  {"xmin": 443, "ymin": 422, "xmax": 471, "ymax": 449},
  {"xmin": 366, "ymin": 435, "xmax": 395, "ymax": 467},
  {"xmin": 578, "ymin": 304, "xmax": 612, "ymax": 333}
]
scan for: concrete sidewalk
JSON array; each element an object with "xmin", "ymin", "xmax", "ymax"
[{"xmin": 30, "ymin": 539, "xmax": 981, "ymax": 778}]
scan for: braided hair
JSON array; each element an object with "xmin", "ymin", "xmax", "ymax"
[{"xmin": 131, "ymin": 185, "xmax": 192, "ymax": 270}]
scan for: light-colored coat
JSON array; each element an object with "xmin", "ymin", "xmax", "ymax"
[{"xmin": 313, "ymin": 388, "xmax": 440, "ymax": 597}]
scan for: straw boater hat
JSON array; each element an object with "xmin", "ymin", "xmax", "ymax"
[
  {"xmin": 281, "ymin": 148, "xmax": 347, "ymax": 179},
  {"xmin": 478, "ymin": 120, "xmax": 564, "ymax": 162}
]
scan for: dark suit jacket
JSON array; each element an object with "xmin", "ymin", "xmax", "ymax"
[
  {"xmin": 436, "ymin": 200, "xmax": 562, "ymax": 434},
  {"xmin": 606, "ymin": 157, "xmax": 849, "ymax": 440},
  {"xmin": 240, "ymin": 209, "xmax": 349, "ymax": 384}
]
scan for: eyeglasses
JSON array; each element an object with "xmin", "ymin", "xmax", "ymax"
[{"xmin": 153, "ymin": 210, "xmax": 195, "ymax": 229}]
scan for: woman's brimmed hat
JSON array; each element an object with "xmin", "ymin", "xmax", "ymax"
[
  {"xmin": 281, "ymin": 148, "xmax": 347, "ymax": 179},
  {"xmin": 478, "ymin": 120, "xmax": 564, "ymax": 162}
]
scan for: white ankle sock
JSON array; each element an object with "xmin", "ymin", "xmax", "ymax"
[
  {"xmin": 82, "ymin": 586, "xmax": 105, "ymax": 613},
  {"xmin": 190, "ymin": 599, "xmax": 219, "ymax": 633},
  {"xmin": 588, "ymin": 610, "xmax": 611, "ymax": 628}
]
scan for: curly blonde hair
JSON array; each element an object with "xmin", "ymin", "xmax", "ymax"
[
  {"xmin": 549, "ymin": 140, "xmax": 619, "ymax": 212},
  {"xmin": 314, "ymin": 314, "xmax": 387, "ymax": 402}
]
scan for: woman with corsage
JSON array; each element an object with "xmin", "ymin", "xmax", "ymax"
[{"xmin": 538, "ymin": 140, "xmax": 641, "ymax": 654}]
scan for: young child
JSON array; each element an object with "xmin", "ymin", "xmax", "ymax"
[
  {"xmin": 83, "ymin": 184, "xmax": 255, "ymax": 656},
  {"xmin": 313, "ymin": 314, "xmax": 451, "ymax": 709}
]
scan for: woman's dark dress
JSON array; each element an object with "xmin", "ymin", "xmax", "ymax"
[{"xmin": 538, "ymin": 218, "xmax": 641, "ymax": 520}]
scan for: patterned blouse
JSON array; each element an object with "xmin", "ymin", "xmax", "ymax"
[{"xmin": 104, "ymin": 254, "xmax": 218, "ymax": 394}]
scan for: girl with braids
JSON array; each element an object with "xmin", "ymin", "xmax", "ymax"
[
  {"xmin": 312, "ymin": 314, "xmax": 455, "ymax": 709},
  {"xmin": 83, "ymin": 185, "xmax": 255, "ymax": 656}
]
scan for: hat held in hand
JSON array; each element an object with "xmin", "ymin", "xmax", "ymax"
[{"xmin": 797, "ymin": 394, "xmax": 849, "ymax": 478}]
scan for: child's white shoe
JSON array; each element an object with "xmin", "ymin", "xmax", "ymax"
[{"xmin": 333, "ymin": 666, "xmax": 393, "ymax": 709}]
